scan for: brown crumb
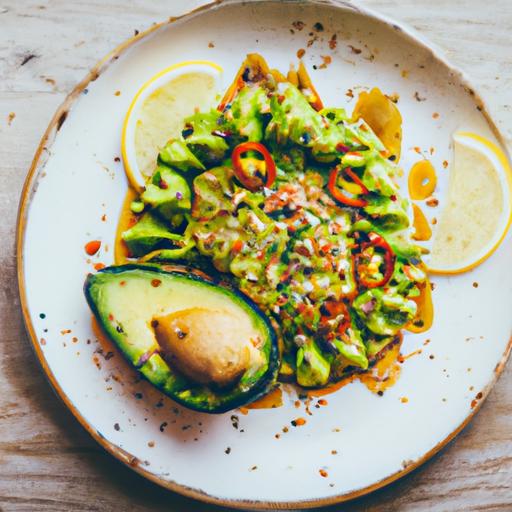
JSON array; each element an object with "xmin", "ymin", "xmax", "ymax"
[
  {"xmin": 282, "ymin": 426, "xmax": 289, "ymax": 433},
  {"xmin": 472, "ymin": 282, "xmax": 479, "ymax": 288},
  {"xmin": 442, "ymin": 160, "xmax": 449, "ymax": 169},
  {"xmin": 296, "ymin": 48, "xmax": 305, "ymax": 59},
  {"xmin": 432, "ymin": 112, "xmax": 440, "ymax": 119},
  {"xmin": 148, "ymin": 441, "xmax": 155, "ymax": 447},
  {"xmin": 292, "ymin": 20, "xmax": 305, "ymax": 31},
  {"xmin": 346, "ymin": 88, "xmax": 354, "ymax": 98},
  {"xmin": 329, "ymin": 34, "xmax": 337, "ymax": 50},
  {"xmin": 114, "ymin": 90, "xmax": 121, "ymax": 96},
  {"xmin": 101, "ymin": 214, "xmax": 107, "ymax": 222},
  {"xmin": 331, "ymin": 450, "xmax": 337, "ymax": 455},
  {"xmin": 348, "ymin": 45, "xmax": 361, "ymax": 55},
  {"xmin": 208, "ymin": 41, "xmax": 215, "ymax": 48},
  {"xmin": 429, "ymin": 355, "xmax": 435, "ymax": 360},
  {"xmin": 7, "ymin": 112, "xmax": 15, "ymax": 125},
  {"xmin": 250, "ymin": 465, "xmax": 257, "ymax": 471},
  {"xmin": 319, "ymin": 469, "xmax": 328, "ymax": 478}
]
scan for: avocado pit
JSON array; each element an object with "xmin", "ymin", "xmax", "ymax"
[{"xmin": 153, "ymin": 307, "xmax": 264, "ymax": 388}]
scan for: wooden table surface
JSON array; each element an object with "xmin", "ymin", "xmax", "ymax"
[{"xmin": 2, "ymin": 1, "xmax": 511, "ymax": 510}]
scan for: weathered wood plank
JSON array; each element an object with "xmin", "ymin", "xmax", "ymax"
[{"xmin": 1, "ymin": 1, "xmax": 511, "ymax": 511}]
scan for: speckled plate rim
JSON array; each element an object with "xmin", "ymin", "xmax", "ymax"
[{"xmin": 16, "ymin": 0, "xmax": 512, "ymax": 509}]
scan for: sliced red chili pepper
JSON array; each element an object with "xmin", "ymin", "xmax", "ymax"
[
  {"xmin": 355, "ymin": 232, "xmax": 395, "ymax": 288},
  {"xmin": 328, "ymin": 166, "xmax": 368, "ymax": 207},
  {"xmin": 231, "ymin": 141, "xmax": 277, "ymax": 191}
]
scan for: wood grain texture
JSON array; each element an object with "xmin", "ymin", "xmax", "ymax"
[{"xmin": 1, "ymin": 1, "xmax": 511, "ymax": 510}]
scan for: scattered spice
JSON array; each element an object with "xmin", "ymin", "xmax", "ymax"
[
  {"xmin": 231, "ymin": 415, "xmax": 239, "ymax": 429},
  {"xmin": 429, "ymin": 354, "xmax": 435, "ymax": 360},
  {"xmin": 426, "ymin": 197, "xmax": 439, "ymax": 207},
  {"xmin": 159, "ymin": 422, "xmax": 168, "ymax": 432},
  {"xmin": 431, "ymin": 217, "xmax": 438, "ymax": 225},
  {"xmin": 472, "ymin": 282, "xmax": 479, "ymax": 288},
  {"xmin": 331, "ymin": 450, "xmax": 337, "ymax": 455},
  {"xmin": 7, "ymin": 112, "xmax": 15, "ymax": 125},
  {"xmin": 151, "ymin": 279, "xmax": 162, "ymax": 287},
  {"xmin": 225, "ymin": 447, "xmax": 231, "ymax": 454},
  {"xmin": 296, "ymin": 48, "xmax": 306, "ymax": 59},
  {"xmin": 442, "ymin": 160, "xmax": 449, "ymax": 169},
  {"xmin": 85, "ymin": 240, "xmax": 101, "ymax": 255},
  {"xmin": 432, "ymin": 112, "xmax": 440, "ymax": 119},
  {"xmin": 400, "ymin": 397, "xmax": 409, "ymax": 403},
  {"xmin": 39, "ymin": 313, "xmax": 46, "ymax": 319},
  {"xmin": 328, "ymin": 34, "xmax": 337, "ymax": 50},
  {"xmin": 318, "ymin": 399, "xmax": 328, "ymax": 406},
  {"xmin": 114, "ymin": 90, "xmax": 121, "ymax": 96},
  {"xmin": 319, "ymin": 55, "xmax": 332, "ymax": 69},
  {"xmin": 114, "ymin": 423, "xmax": 120, "ymax": 431},
  {"xmin": 292, "ymin": 20, "xmax": 305, "ymax": 31},
  {"xmin": 208, "ymin": 41, "xmax": 215, "ymax": 48},
  {"xmin": 319, "ymin": 469, "xmax": 328, "ymax": 478},
  {"xmin": 94, "ymin": 262, "xmax": 105, "ymax": 271},
  {"xmin": 291, "ymin": 417, "xmax": 306, "ymax": 427},
  {"xmin": 401, "ymin": 69, "xmax": 409, "ymax": 78},
  {"xmin": 414, "ymin": 91, "xmax": 426, "ymax": 102},
  {"xmin": 348, "ymin": 45, "xmax": 362, "ymax": 54},
  {"xmin": 148, "ymin": 441, "xmax": 155, "ymax": 447},
  {"xmin": 250, "ymin": 465, "xmax": 258, "ymax": 471},
  {"xmin": 40, "ymin": 338, "xmax": 46, "ymax": 345},
  {"xmin": 313, "ymin": 22, "xmax": 324, "ymax": 32}
]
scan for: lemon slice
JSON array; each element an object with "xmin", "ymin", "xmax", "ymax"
[
  {"xmin": 122, "ymin": 61, "xmax": 223, "ymax": 190},
  {"xmin": 427, "ymin": 131, "xmax": 512, "ymax": 274}
]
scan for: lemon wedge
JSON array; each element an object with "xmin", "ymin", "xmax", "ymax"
[
  {"xmin": 121, "ymin": 61, "xmax": 223, "ymax": 191},
  {"xmin": 427, "ymin": 131, "xmax": 512, "ymax": 274}
]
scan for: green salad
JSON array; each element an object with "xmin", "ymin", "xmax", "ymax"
[{"xmin": 120, "ymin": 54, "xmax": 428, "ymax": 388}]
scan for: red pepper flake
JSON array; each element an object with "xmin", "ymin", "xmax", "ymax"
[
  {"xmin": 94, "ymin": 262, "xmax": 105, "ymax": 271},
  {"xmin": 297, "ymin": 48, "xmax": 306, "ymax": 59},
  {"xmin": 85, "ymin": 240, "xmax": 101, "ymax": 256},
  {"xmin": 318, "ymin": 399, "xmax": 328, "ymax": 406},
  {"xmin": 108, "ymin": 314, "xmax": 114, "ymax": 321},
  {"xmin": 426, "ymin": 197, "xmax": 439, "ymax": 207},
  {"xmin": 291, "ymin": 417, "xmax": 306, "ymax": 427},
  {"xmin": 114, "ymin": 90, "xmax": 121, "ymax": 96},
  {"xmin": 232, "ymin": 239, "xmax": 244, "ymax": 253},
  {"xmin": 413, "ymin": 146, "xmax": 422, "ymax": 154},
  {"xmin": 159, "ymin": 179, "xmax": 168, "ymax": 189},
  {"xmin": 119, "ymin": 280, "xmax": 126, "ymax": 286},
  {"xmin": 151, "ymin": 279, "xmax": 162, "ymax": 288},
  {"xmin": 319, "ymin": 469, "xmax": 328, "ymax": 478}
]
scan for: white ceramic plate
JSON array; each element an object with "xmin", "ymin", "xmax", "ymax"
[{"xmin": 17, "ymin": 0, "xmax": 512, "ymax": 508}]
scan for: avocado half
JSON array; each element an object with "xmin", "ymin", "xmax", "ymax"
[{"xmin": 84, "ymin": 265, "xmax": 279, "ymax": 413}]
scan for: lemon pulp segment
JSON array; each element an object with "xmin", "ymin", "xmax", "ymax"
[
  {"xmin": 428, "ymin": 133, "xmax": 510, "ymax": 272},
  {"xmin": 134, "ymin": 73, "xmax": 218, "ymax": 180}
]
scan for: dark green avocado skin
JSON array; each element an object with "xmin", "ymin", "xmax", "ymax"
[{"xmin": 84, "ymin": 264, "xmax": 279, "ymax": 414}]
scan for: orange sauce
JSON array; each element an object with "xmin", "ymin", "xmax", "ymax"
[
  {"xmin": 411, "ymin": 203, "xmax": 432, "ymax": 241},
  {"xmin": 114, "ymin": 187, "xmax": 139, "ymax": 265},
  {"xmin": 239, "ymin": 387, "xmax": 284, "ymax": 413},
  {"xmin": 408, "ymin": 160, "xmax": 437, "ymax": 200},
  {"xmin": 406, "ymin": 277, "xmax": 434, "ymax": 333}
]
